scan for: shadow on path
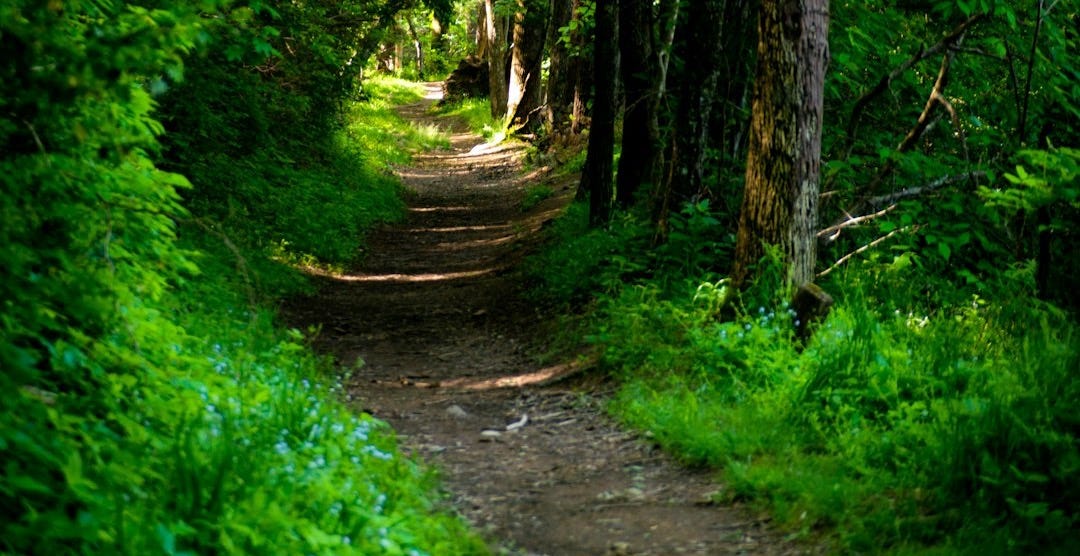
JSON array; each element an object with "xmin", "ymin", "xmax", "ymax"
[{"xmin": 284, "ymin": 83, "xmax": 812, "ymax": 556}]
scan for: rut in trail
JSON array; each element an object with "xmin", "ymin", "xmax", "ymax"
[{"xmin": 284, "ymin": 83, "xmax": 811, "ymax": 556}]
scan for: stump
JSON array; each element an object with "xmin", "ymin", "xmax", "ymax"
[
  {"xmin": 792, "ymin": 282, "xmax": 833, "ymax": 344},
  {"xmin": 442, "ymin": 56, "xmax": 489, "ymax": 104}
]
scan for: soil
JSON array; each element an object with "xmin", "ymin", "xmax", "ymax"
[{"xmin": 284, "ymin": 83, "xmax": 814, "ymax": 556}]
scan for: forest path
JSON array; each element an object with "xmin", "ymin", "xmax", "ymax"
[{"xmin": 284, "ymin": 83, "xmax": 805, "ymax": 555}]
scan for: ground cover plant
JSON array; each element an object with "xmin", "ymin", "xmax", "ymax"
[
  {"xmin": 1, "ymin": 3, "xmax": 485, "ymax": 554},
  {"xmin": 530, "ymin": 203, "xmax": 1078, "ymax": 554},
  {"xmin": 526, "ymin": 1, "xmax": 1078, "ymax": 551}
]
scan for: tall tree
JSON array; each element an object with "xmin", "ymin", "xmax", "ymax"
[
  {"xmin": 479, "ymin": 0, "xmax": 511, "ymax": 119},
  {"xmin": 507, "ymin": 0, "xmax": 549, "ymax": 129},
  {"xmin": 652, "ymin": 0, "xmax": 756, "ymax": 231},
  {"xmin": 671, "ymin": 0, "xmax": 727, "ymax": 198},
  {"xmin": 579, "ymin": 0, "xmax": 618, "ymax": 226},
  {"xmin": 615, "ymin": 0, "xmax": 664, "ymax": 208},
  {"xmin": 544, "ymin": 0, "xmax": 586, "ymax": 135},
  {"xmin": 732, "ymin": 0, "xmax": 830, "ymax": 288}
]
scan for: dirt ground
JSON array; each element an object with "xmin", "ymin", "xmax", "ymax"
[{"xmin": 284, "ymin": 83, "xmax": 815, "ymax": 555}]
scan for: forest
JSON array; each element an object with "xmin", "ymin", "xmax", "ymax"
[{"xmin": 2, "ymin": 0, "xmax": 1077, "ymax": 554}]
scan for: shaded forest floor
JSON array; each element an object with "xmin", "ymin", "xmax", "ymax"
[{"xmin": 284, "ymin": 83, "xmax": 812, "ymax": 555}]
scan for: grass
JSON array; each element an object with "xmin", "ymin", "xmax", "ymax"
[
  {"xmin": 528, "ymin": 201, "xmax": 1080, "ymax": 554},
  {"xmin": 433, "ymin": 97, "xmax": 505, "ymax": 141},
  {"xmin": 1, "ymin": 77, "xmax": 489, "ymax": 555},
  {"xmin": 521, "ymin": 184, "xmax": 555, "ymax": 211}
]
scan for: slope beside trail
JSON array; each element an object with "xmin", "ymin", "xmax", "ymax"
[{"xmin": 284, "ymin": 83, "xmax": 812, "ymax": 556}]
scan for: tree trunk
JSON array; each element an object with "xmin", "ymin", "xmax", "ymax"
[
  {"xmin": 482, "ymin": 0, "xmax": 511, "ymax": 120},
  {"xmin": 732, "ymin": 0, "xmax": 829, "ymax": 288},
  {"xmin": 545, "ymin": 0, "xmax": 576, "ymax": 132},
  {"xmin": 508, "ymin": 0, "xmax": 549, "ymax": 130},
  {"xmin": 715, "ymin": 0, "xmax": 757, "ymax": 166},
  {"xmin": 615, "ymin": 0, "xmax": 662, "ymax": 208},
  {"xmin": 580, "ymin": 0, "xmax": 618, "ymax": 226},
  {"xmin": 668, "ymin": 0, "xmax": 726, "ymax": 207},
  {"xmin": 405, "ymin": 16, "xmax": 424, "ymax": 80}
]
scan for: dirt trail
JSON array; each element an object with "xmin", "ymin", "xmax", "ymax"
[{"xmin": 284, "ymin": 83, "xmax": 809, "ymax": 555}]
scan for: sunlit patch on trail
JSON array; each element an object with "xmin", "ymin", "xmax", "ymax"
[
  {"xmin": 438, "ymin": 360, "xmax": 588, "ymax": 390},
  {"xmin": 403, "ymin": 224, "xmax": 512, "ymax": 233},
  {"xmin": 304, "ymin": 267, "xmax": 500, "ymax": 283},
  {"xmin": 408, "ymin": 206, "xmax": 473, "ymax": 213},
  {"xmin": 420, "ymin": 82, "xmax": 443, "ymax": 101}
]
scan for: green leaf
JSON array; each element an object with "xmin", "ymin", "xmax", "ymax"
[{"xmin": 938, "ymin": 241, "xmax": 951, "ymax": 260}]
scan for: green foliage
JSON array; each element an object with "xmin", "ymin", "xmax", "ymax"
[
  {"xmin": 435, "ymin": 96, "xmax": 505, "ymax": 140},
  {"xmin": 2, "ymin": 2, "xmax": 485, "ymax": 554},
  {"xmin": 530, "ymin": 0, "xmax": 1080, "ymax": 552},
  {"xmin": 822, "ymin": 0, "xmax": 1079, "ymax": 308},
  {"xmin": 596, "ymin": 262, "xmax": 1079, "ymax": 552},
  {"xmin": 525, "ymin": 202, "xmax": 650, "ymax": 305},
  {"xmin": 521, "ymin": 185, "xmax": 555, "ymax": 211},
  {"xmin": 983, "ymin": 147, "xmax": 1080, "ymax": 214},
  {"xmin": 527, "ymin": 200, "xmax": 735, "ymax": 307}
]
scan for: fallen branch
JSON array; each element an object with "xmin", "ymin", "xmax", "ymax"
[
  {"xmin": 865, "ymin": 170, "xmax": 986, "ymax": 206},
  {"xmin": 818, "ymin": 226, "xmax": 915, "ymax": 278},
  {"xmin": 857, "ymin": 32, "xmax": 967, "ymax": 206},
  {"xmin": 818, "ymin": 204, "xmax": 896, "ymax": 241},
  {"xmin": 846, "ymin": 14, "xmax": 982, "ymax": 151},
  {"xmin": 822, "ymin": 171, "xmax": 985, "ymax": 243}
]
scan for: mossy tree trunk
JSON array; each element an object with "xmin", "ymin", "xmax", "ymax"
[
  {"xmin": 508, "ymin": 0, "xmax": 549, "ymax": 130},
  {"xmin": 732, "ymin": 0, "xmax": 829, "ymax": 288}
]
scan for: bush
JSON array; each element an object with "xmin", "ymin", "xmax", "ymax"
[
  {"xmin": 2, "ymin": 3, "xmax": 485, "ymax": 554},
  {"xmin": 600, "ymin": 266, "xmax": 1079, "ymax": 552}
]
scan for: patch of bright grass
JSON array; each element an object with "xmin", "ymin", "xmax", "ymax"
[
  {"xmin": 434, "ymin": 97, "xmax": 504, "ymax": 140},
  {"xmin": 601, "ymin": 275, "xmax": 1078, "ymax": 552},
  {"xmin": 521, "ymin": 184, "xmax": 555, "ymax": 211},
  {"xmin": 361, "ymin": 75, "xmax": 430, "ymax": 106},
  {"xmin": 529, "ymin": 204, "xmax": 1079, "ymax": 553}
]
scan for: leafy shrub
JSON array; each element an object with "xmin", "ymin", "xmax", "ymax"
[
  {"xmin": 599, "ymin": 265, "xmax": 1079, "ymax": 552},
  {"xmin": 2, "ymin": 3, "xmax": 485, "ymax": 555}
]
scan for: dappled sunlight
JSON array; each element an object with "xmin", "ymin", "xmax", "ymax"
[
  {"xmin": 438, "ymin": 361, "xmax": 585, "ymax": 391},
  {"xmin": 303, "ymin": 267, "xmax": 498, "ymax": 283},
  {"xmin": 408, "ymin": 205, "xmax": 473, "ymax": 213},
  {"xmin": 432, "ymin": 234, "xmax": 517, "ymax": 250},
  {"xmin": 404, "ymin": 224, "xmax": 512, "ymax": 233}
]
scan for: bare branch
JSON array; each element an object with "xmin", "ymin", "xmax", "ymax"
[
  {"xmin": 948, "ymin": 45, "xmax": 1006, "ymax": 60},
  {"xmin": 818, "ymin": 204, "xmax": 897, "ymax": 241},
  {"xmin": 857, "ymin": 32, "xmax": 967, "ymax": 206},
  {"xmin": 818, "ymin": 226, "xmax": 916, "ymax": 278},
  {"xmin": 823, "ymin": 171, "xmax": 986, "ymax": 243},
  {"xmin": 865, "ymin": 171, "xmax": 986, "ymax": 206},
  {"xmin": 845, "ymin": 14, "xmax": 982, "ymax": 151}
]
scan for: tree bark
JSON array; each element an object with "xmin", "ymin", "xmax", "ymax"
[
  {"xmin": 545, "ymin": 0, "xmax": 576, "ymax": 132},
  {"xmin": 666, "ymin": 0, "xmax": 726, "ymax": 205},
  {"xmin": 615, "ymin": 0, "xmax": 661, "ymax": 208},
  {"xmin": 481, "ymin": 0, "xmax": 511, "ymax": 120},
  {"xmin": 732, "ymin": 0, "xmax": 829, "ymax": 289},
  {"xmin": 508, "ymin": 0, "xmax": 549, "ymax": 130},
  {"xmin": 405, "ymin": 16, "xmax": 424, "ymax": 80},
  {"xmin": 580, "ymin": 0, "xmax": 618, "ymax": 226}
]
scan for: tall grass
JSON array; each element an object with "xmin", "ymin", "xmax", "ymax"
[
  {"xmin": 530, "ymin": 201, "xmax": 1079, "ymax": 553},
  {"xmin": 2, "ymin": 79, "xmax": 488, "ymax": 555},
  {"xmin": 434, "ymin": 97, "xmax": 505, "ymax": 141}
]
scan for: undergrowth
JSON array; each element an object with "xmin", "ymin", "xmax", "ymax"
[
  {"xmin": 2, "ymin": 8, "xmax": 487, "ymax": 547},
  {"xmin": 529, "ymin": 201, "xmax": 1080, "ymax": 554},
  {"xmin": 177, "ymin": 76, "xmax": 447, "ymax": 267},
  {"xmin": 433, "ymin": 97, "xmax": 504, "ymax": 141}
]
